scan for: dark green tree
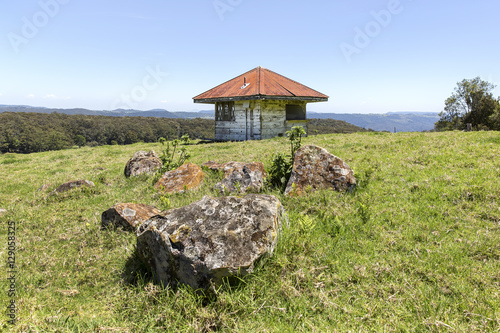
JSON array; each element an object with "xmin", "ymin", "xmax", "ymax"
[
  {"xmin": 488, "ymin": 99, "xmax": 500, "ymax": 129},
  {"xmin": 75, "ymin": 134, "xmax": 86, "ymax": 148},
  {"xmin": 436, "ymin": 77, "xmax": 498, "ymax": 131}
]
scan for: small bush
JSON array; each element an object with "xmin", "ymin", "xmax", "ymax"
[
  {"xmin": 157, "ymin": 137, "xmax": 190, "ymax": 174},
  {"xmin": 266, "ymin": 126, "xmax": 306, "ymax": 192},
  {"xmin": 266, "ymin": 152, "xmax": 293, "ymax": 191}
]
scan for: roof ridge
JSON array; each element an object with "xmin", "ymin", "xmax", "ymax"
[
  {"xmin": 193, "ymin": 66, "xmax": 328, "ymax": 102},
  {"xmin": 261, "ymin": 67, "xmax": 326, "ymax": 96},
  {"xmin": 257, "ymin": 66, "xmax": 262, "ymax": 95}
]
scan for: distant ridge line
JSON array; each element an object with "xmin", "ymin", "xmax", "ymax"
[{"xmin": 0, "ymin": 105, "xmax": 440, "ymax": 132}]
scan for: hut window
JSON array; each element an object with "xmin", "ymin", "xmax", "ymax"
[
  {"xmin": 216, "ymin": 102, "xmax": 235, "ymax": 121},
  {"xmin": 286, "ymin": 104, "xmax": 305, "ymax": 120}
]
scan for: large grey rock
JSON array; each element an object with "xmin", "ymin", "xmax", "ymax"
[
  {"xmin": 137, "ymin": 194, "xmax": 285, "ymax": 290},
  {"xmin": 124, "ymin": 150, "xmax": 162, "ymax": 177},
  {"xmin": 101, "ymin": 203, "xmax": 161, "ymax": 232},
  {"xmin": 285, "ymin": 145, "xmax": 356, "ymax": 196},
  {"xmin": 203, "ymin": 161, "xmax": 266, "ymax": 194},
  {"xmin": 51, "ymin": 180, "xmax": 95, "ymax": 194}
]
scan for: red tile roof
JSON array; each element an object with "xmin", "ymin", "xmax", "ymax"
[{"xmin": 193, "ymin": 66, "xmax": 329, "ymax": 103}]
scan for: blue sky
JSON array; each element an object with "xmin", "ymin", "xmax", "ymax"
[{"xmin": 1, "ymin": 0, "xmax": 499, "ymax": 113}]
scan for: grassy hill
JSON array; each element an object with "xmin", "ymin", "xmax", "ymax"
[{"xmin": 1, "ymin": 131, "xmax": 500, "ymax": 331}]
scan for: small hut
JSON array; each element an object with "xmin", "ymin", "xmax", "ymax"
[{"xmin": 193, "ymin": 66, "xmax": 328, "ymax": 141}]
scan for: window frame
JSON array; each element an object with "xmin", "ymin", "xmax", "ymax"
[{"xmin": 215, "ymin": 102, "xmax": 235, "ymax": 121}]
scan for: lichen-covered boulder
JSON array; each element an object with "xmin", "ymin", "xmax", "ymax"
[
  {"xmin": 101, "ymin": 203, "xmax": 161, "ymax": 231},
  {"xmin": 51, "ymin": 180, "xmax": 95, "ymax": 194},
  {"xmin": 202, "ymin": 161, "xmax": 266, "ymax": 194},
  {"xmin": 203, "ymin": 161, "xmax": 266, "ymax": 177},
  {"xmin": 154, "ymin": 163, "xmax": 204, "ymax": 194},
  {"xmin": 285, "ymin": 145, "xmax": 356, "ymax": 196},
  {"xmin": 124, "ymin": 150, "xmax": 162, "ymax": 177},
  {"xmin": 136, "ymin": 194, "xmax": 285, "ymax": 290},
  {"xmin": 216, "ymin": 166, "xmax": 265, "ymax": 194}
]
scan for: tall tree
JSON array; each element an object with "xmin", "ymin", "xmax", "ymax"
[
  {"xmin": 436, "ymin": 77, "xmax": 498, "ymax": 130},
  {"xmin": 488, "ymin": 99, "xmax": 500, "ymax": 129}
]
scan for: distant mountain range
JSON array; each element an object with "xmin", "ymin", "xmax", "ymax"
[
  {"xmin": 0, "ymin": 105, "xmax": 212, "ymax": 119},
  {"xmin": 0, "ymin": 105, "xmax": 440, "ymax": 132},
  {"xmin": 308, "ymin": 112, "xmax": 440, "ymax": 132}
]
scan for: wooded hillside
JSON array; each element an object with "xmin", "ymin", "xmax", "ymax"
[{"xmin": 0, "ymin": 112, "xmax": 367, "ymax": 154}]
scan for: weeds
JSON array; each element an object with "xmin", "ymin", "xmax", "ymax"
[
  {"xmin": 157, "ymin": 137, "xmax": 190, "ymax": 173},
  {"xmin": 266, "ymin": 126, "xmax": 306, "ymax": 191}
]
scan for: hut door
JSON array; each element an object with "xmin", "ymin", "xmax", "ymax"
[
  {"xmin": 246, "ymin": 108, "xmax": 254, "ymax": 140},
  {"xmin": 250, "ymin": 109, "xmax": 254, "ymax": 139}
]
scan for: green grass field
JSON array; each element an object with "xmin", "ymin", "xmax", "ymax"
[{"xmin": 1, "ymin": 131, "xmax": 500, "ymax": 332}]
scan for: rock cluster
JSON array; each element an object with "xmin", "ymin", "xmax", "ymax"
[
  {"xmin": 136, "ymin": 194, "xmax": 285, "ymax": 290},
  {"xmin": 285, "ymin": 145, "xmax": 356, "ymax": 196},
  {"xmin": 101, "ymin": 145, "xmax": 354, "ymax": 290},
  {"xmin": 124, "ymin": 150, "xmax": 162, "ymax": 177},
  {"xmin": 101, "ymin": 203, "xmax": 161, "ymax": 231}
]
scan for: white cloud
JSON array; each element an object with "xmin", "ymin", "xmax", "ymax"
[
  {"xmin": 160, "ymin": 100, "xmax": 168, "ymax": 104},
  {"xmin": 27, "ymin": 94, "xmax": 35, "ymax": 98},
  {"xmin": 0, "ymin": 93, "xmax": 3, "ymax": 97},
  {"xmin": 42, "ymin": 94, "xmax": 71, "ymax": 100}
]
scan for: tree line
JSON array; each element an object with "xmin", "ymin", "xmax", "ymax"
[
  {"xmin": 308, "ymin": 118, "xmax": 371, "ymax": 134},
  {"xmin": 435, "ymin": 77, "xmax": 500, "ymax": 131},
  {"xmin": 0, "ymin": 112, "xmax": 370, "ymax": 154},
  {"xmin": 0, "ymin": 112, "xmax": 215, "ymax": 153}
]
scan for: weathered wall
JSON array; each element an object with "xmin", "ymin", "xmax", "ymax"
[
  {"xmin": 215, "ymin": 101, "xmax": 262, "ymax": 141},
  {"xmin": 260, "ymin": 100, "xmax": 308, "ymax": 140},
  {"xmin": 214, "ymin": 100, "xmax": 308, "ymax": 141}
]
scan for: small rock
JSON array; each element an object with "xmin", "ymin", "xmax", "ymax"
[
  {"xmin": 51, "ymin": 180, "xmax": 95, "ymax": 194},
  {"xmin": 0, "ymin": 209, "xmax": 6, "ymax": 216},
  {"xmin": 202, "ymin": 161, "xmax": 266, "ymax": 177},
  {"xmin": 124, "ymin": 150, "xmax": 162, "ymax": 177},
  {"xmin": 216, "ymin": 166, "xmax": 264, "ymax": 194},
  {"xmin": 203, "ymin": 161, "xmax": 266, "ymax": 194},
  {"xmin": 137, "ymin": 194, "xmax": 285, "ymax": 290},
  {"xmin": 285, "ymin": 145, "xmax": 356, "ymax": 196},
  {"xmin": 154, "ymin": 163, "xmax": 204, "ymax": 194},
  {"xmin": 37, "ymin": 184, "xmax": 51, "ymax": 192},
  {"xmin": 101, "ymin": 203, "xmax": 161, "ymax": 231}
]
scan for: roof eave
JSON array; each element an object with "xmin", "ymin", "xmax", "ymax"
[{"xmin": 193, "ymin": 95, "xmax": 329, "ymax": 104}]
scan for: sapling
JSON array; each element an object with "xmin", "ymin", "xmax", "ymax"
[{"xmin": 267, "ymin": 126, "xmax": 307, "ymax": 191}]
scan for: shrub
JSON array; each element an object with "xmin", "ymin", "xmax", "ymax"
[
  {"xmin": 266, "ymin": 126, "xmax": 306, "ymax": 192},
  {"xmin": 157, "ymin": 137, "xmax": 190, "ymax": 174}
]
